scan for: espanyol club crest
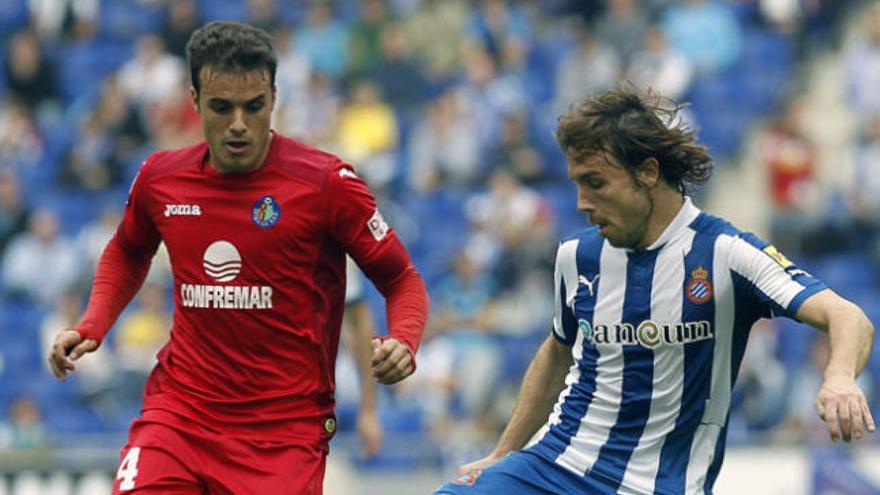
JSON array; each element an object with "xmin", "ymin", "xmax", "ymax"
[
  {"xmin": 686, "ymin": 266, "xmax": 713, "ymax": 304},
  {"xmin": 252, "ymin": 195, "xmax": 280, "ymax": 228}
]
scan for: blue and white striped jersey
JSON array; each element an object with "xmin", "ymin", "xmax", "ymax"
[{"xmin": 528, "ymin": 198, "xmax": 826, "ymax": 495}]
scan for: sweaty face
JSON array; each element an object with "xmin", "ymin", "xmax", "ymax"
[
  {"xmin": 194, "ymin": 67, "xmax": 275, "ymax": 173},
  {"xmin": 568, "ymin": 151, "xmax": 654, "ymax": 249}
]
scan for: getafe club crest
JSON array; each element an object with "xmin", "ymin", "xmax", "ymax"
[
  {"xmin": 686, "ymin": 266, "xmax": 713, "ymax": 304},
  {"xmin": 252, "ymin": 196, "xmax": 280, "ymax": 228}
]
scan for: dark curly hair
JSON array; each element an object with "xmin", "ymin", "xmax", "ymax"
[
  {"xmin": 556, "ymin": 85, "xmax": 713, "ymax": 194},
  {"xmin": 186, "ymin": 21, "xmax": 277, "ymax": 95}
]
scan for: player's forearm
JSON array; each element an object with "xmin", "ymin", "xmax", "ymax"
[
  {"xmin": 77, "ymin": 235, "xmax": 153, "ymax": 345},
  {"xmin": 381, "ymin": 266, "xmax": 429, "ymax": 356},
  {"xmin": 825, "ymin": 300, "xmax": 874, "ymax": 378},
  {"xmin": 349, "ymin": 303, "xmax": 378, "ymax": 410},
  {"xmin": 492, "ymin": 336, "xmax": 570, "ymax": 456}
]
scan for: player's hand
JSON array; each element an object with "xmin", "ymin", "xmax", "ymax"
[
  {"xmin": 371, "ymin": 338, "xmax": 414, "ymax": 385},
  {"xmin": 457, "ymin": 451, "xmax": 506, "ymax": 477},
  {"xmin": 356, "ymin": 407, "xmax": 383, "ymax": 459},
  {"xmin": 48, "ymin": 329, "xmax": 98, "ymax": 381},
  {"xmin": 815, "ymin": 371, "xmax": 875, "ymax": 442}
]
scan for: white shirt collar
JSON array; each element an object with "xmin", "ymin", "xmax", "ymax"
[{"xmin": 641, "ymin": 196, "xmax": 701, "ymax": 251}]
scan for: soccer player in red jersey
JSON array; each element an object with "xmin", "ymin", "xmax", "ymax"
[{"xmin": 47, "ymin": 21, "xmax": 429, "ymax": 495}]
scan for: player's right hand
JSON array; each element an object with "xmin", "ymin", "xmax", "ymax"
[
  {"xmin": 48, "ymin": 329, "xmax": 98, "ymax": 381},
  {"xmin": 457, "ymin": 451, "xmax": 506, "ymax": 477}
]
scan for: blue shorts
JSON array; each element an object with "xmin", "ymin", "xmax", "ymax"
[{"xmin": 433, "ymin": 450, "xmax": 605, "ymax": 494}]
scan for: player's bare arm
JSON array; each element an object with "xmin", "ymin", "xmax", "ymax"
[
  {"xmin": 796, "ymin": 288, "xmax": 876, "ymax": 442},
  {"xmin": 48, "ymin": 329, "xmax": 98, "ymax": 380},
  {"xmin": 458, "ymin": 334, "xmax": 571, "ymax": 475}
]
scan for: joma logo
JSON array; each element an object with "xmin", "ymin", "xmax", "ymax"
[{"xmin": 164, "ymin": 204, "xmax": 202, "ymax": 217}]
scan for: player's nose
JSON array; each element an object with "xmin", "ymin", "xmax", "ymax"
[{"xmin": 229, "ymin": 108, "xmax": 247, "ymax": 135}]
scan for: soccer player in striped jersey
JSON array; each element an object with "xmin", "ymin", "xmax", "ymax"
[{"xmin": 435, "ymin": 87, "xmax": 874, "ymax": 495}]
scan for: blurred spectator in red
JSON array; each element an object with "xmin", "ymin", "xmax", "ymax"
[
  {"xmin": 3, "ymin": 29, "xmax": 59, "ymax": 114},
  {"xmin": 755, "ymin": 96, "xmax": 817, "ymax": 251},
  {"xmin": 148, "ymin": 74, "xmax": 202, "ymax": 151}
]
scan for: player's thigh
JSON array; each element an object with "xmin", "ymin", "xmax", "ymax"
[
  {"xmin": 433, "ymin": 453, "xmax": 559, "ymax": 495},
  {"xmin": 205, "ymin": 440, "xmax": 327, "ymax": 495},
  {"xmin": 112, "ymin": 445, "xmax": 204, "ymax": 495}
]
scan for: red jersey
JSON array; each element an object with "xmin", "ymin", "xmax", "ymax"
[{"xmin": 79, "ymin": 133, "xmax": 428, "ymax": 443}]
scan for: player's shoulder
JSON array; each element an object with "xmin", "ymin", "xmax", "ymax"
[
  {"xmin": 689, "ymin": 211, "xmax": 773, "ymax": 254},
  {"xmin": 139, "ymin": 141, "xmax": 209, "ymax": 181},
  {"xmin": 270, "ymin": 133, "xmax": 346, "ymax": 189},
  {"xmin": 557, "ymin": 226, "xmax": 602, "ymax": 256}
]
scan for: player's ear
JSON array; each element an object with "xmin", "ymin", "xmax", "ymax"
[
  {"xmin": 636, "ymin": 157, "xmax": 660, "ymax": 188},
  {"xmin": 270, "ymin": 85, "xmax": 277, "ymax": 111},
  {"xmin": 190, "ymin": 86, "xmax": 200, "ymax": 112}
]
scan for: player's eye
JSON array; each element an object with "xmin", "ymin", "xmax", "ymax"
[
  {"xmin": 209, "ymin": 101, "xmax": 231, "ymax": 114},
  {"xmin": 246, "ymin": 101, "xmax": 264, "ymax": 113}
]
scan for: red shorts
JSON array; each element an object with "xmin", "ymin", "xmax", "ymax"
[{"xmin": 111, "ymin": 411, "xmax": 329, "ymax": 495}]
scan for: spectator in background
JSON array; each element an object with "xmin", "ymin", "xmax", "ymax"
[
  {"xmin": 148, "ymin": 74, "xmax": 203, "ymax": 150},
  {"xmin": 91, "ymin": 76, "xmax": 149, "ymax": 169},
  {"xmin": 554, "ymin": 24, "xmax": 621, "ymax": 112},
  {"xmin": 2, "ymin": 208, "xmax": 78, "ymax": 305},
  {"xmin": 336, "ymin": 80, "xmax": 399, "ymax": 190},
  {"xmin": 248, "ymin": 0, "xmax": 280, "ymax": 35},
  {"xmin": 3, "ymin": 29, "xmax": 59, "ymax": 115},
  {"xmin": 402, "ymin": 250, "xmax": 501, "ymax": 447},
  {"xmin": 457, "ymin": 42, "xmax": 527, "ymax": 153},
  {"xmin": 27, "ymin": 0, "xmax": 98, "ymax": 42},
  {"xmin": 755, "ymin": 95, "xmax": 817, "ymax": 252},
  {"xmin": 40, "ymin": 288, "xmax": 116, "ymax": 403},
  {"xmin": 848, "ymin": 116, "xmax": 880, "ymax": 262},
  {"xmin": 466, "ymin": 0, "xmax": 531, "ymax": 60},
  {"xmin": 596, "ymin": 0, "xmax": 649, "ymax": 66},
  {"xmin": 402, "ymin": 0, "xmax": 468, "ymax": 84},
  {"xmin": 116, "ymin": 283, "xmax": 170, "ymax": 400},
  {"xmin": 626, "ymin": 24, "xmax": 693, "ymax": 99},
  {"xmin": 487, "ymin": 111, "xmax": 545, "ymax": 185},
  {"xmin": 278, "ymin": 71, "xmax": 341, "ymax": 148},
  {"xmin": 0, "ymin": 101, "xmax": 44, "ymax": 168},
  {"xmin": 76, "ymin": 205, "xmax": 121, "ymax": 275},
  {"xmin": 844, "ymin": 3, "xmax": 880, "ymax": 124},
  {"xmin": 347, "ymin": 0, "xmax": 395, "ymax": 80},
  {"xmin": 0, "ymin": 169, "xmax": 30, "ymax": 256},
  {"xmin": 118, "ymin": 34, "xmax": 186, "ymax": 110},
  {"xmin": 295, "ymin": 2, "xmax": 351, "ymax": 79},
  {"xmin": 5, "ymin": 397, "xmax": 46, "ymax": 449},
  {"xmin": 661, "ymin": 0, "xmax": 742, "ymax": 73},
  {"xmin": 271, "ymin": 26, "xmax": 314, "ymax": 140},
  {"xmin": 61, "ymin": 112, "xmax": 116, "ymax": 190},
  {"xmin": 408, "ymin": 90, "xmax": 481, "ymax": 193},
  {"xmin": 371, "ymin": 23, "xmax": 426, "ymax": 118},
  {"xmin": 159, "ymin": 0, "xmax": 200, "ymax": 59}
]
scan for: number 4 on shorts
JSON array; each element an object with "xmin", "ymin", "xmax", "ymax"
[{"xmin": 116, "ymin": 447, "xmax": 141, "ymax": 490}]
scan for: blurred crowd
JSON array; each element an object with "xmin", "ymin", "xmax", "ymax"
[{"xmin": 0, "ymin": 0, "xmax": 877, "ymax": 470}]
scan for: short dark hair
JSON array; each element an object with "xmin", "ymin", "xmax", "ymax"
[
  {"xmin": 185, "ymin": 21, "xmax": 277, "ymax": 95},
  {"xmin": 556, "ymin": 85, "xmax": 713, "ymax": 194}
]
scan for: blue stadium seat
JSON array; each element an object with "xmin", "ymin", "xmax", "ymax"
[
  {"xmin": 198, "ymin": 0, "xmax": 250, "ymax": 22},
  {"xmin": 97, "ymin": 1, "xmax": 163, "ymax": 40},
  {"xmin": 0, "ymin": 0, "xmax": 28, "ymax": 33}
]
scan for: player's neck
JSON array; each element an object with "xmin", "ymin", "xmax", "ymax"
[{"xmin": 637, "ymin": 187, "xmax": 686, "ymax": 250}]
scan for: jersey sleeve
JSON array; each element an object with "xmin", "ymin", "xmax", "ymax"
[
  {"xmin": 117, "ymin": 159, "xmax": 162, "ymax": 256},
  {"xmin": 728, "ymin": 233, "xmax": 827, "ymax": 320},
  {"xmin": 325, "ymin": 162, "xmax": 407, "ymax": 286},
  {"xmin": 552, "ymin": 240, "xmax": 580, "ymax": 346}
]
